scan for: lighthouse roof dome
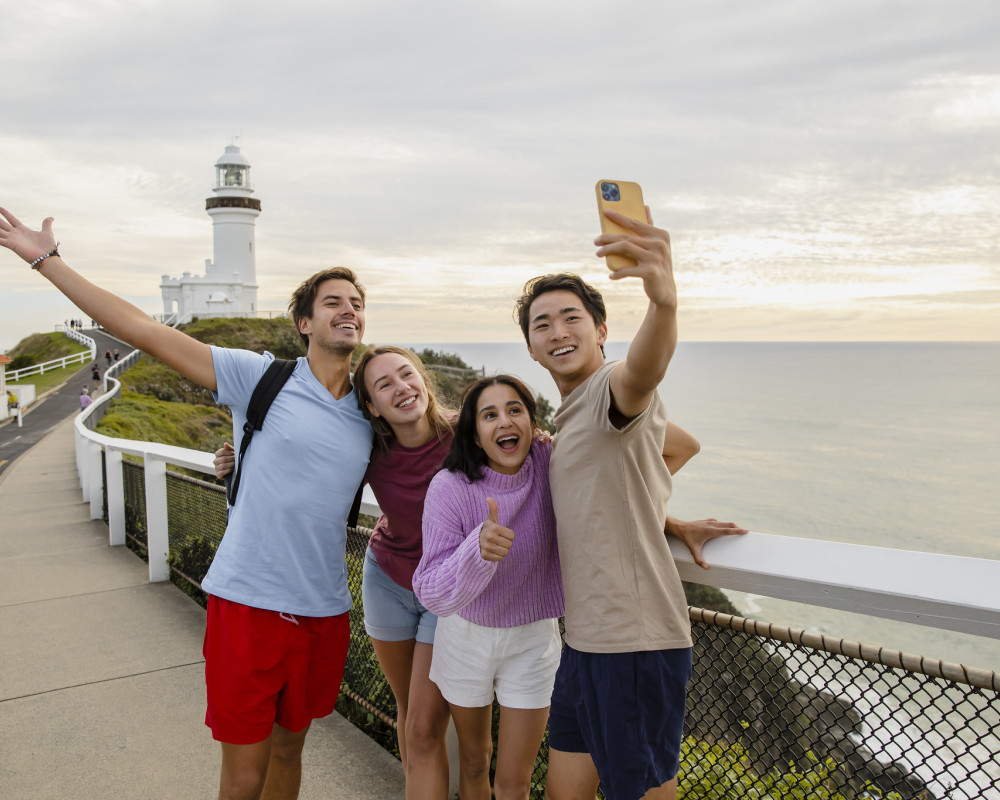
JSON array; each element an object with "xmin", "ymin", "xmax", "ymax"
[{"xmin": 215, "ymin": 145, "xmax": 250, "ymax": 167}]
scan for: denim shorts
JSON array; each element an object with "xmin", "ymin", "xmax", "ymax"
[
  {"xmin": 361, "ymin": 546, "xmax": 437, "ymax": 645},
  {"xmin": 547, "ymin": 645, "xmax": 693, "ymax": 800}
]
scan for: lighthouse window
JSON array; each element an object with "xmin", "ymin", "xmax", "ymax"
[{"xmin": 223, "ymin": 166, "xmax": 244, "ymax": 187}]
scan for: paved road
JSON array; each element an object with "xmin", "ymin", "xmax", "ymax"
[{"xmin": 0, "ymin": 329, "xmax": 134, "ymax": 476}]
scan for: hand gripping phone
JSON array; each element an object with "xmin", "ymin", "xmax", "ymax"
[{"xmin": 595, "ymin": 180, "xmax": 645, "ymax": 271}]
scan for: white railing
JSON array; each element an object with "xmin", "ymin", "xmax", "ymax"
[
  {"xmin": 71, "ymin": 376, "xmax": 1000, "ymax": 642},
  {"xmin": 152, "ymin": 310, "xmax": 288, "ymax": 326},
  {"xmin": 102, "ymin": 348, "xmax": 143, "ymax": 392},
  {"xmin": 5, "ymin": 328, "xmax": 96, "ymax": 382}
]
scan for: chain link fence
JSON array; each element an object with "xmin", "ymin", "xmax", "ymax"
[{"xmin": 116, "ymin": 464, "xmax": 999, "ymax": 800}]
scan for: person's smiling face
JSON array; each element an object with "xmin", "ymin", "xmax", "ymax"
[{"xmin": 474, "ymin": 383, "xmax": 533, "ymax": 475}]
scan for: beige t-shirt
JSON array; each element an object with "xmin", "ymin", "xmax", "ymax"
[{"xmin": 550, "ymin": 360, "xmax": 692, "ymax": 653}]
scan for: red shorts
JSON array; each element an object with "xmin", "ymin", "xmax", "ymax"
[{"xmin": 203, "ymin": 596, "xmax": 350, "ymax": 744}]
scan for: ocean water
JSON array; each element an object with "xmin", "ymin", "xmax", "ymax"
[{"xmin": 407, "ymin": 341, "xmax": 1000, "ymax": 673}]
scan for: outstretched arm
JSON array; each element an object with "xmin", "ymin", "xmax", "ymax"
[
  {"xmin": 0, "ymin": 209, "xmax": 216, "ymax": 391},
  {"xmin": 601, "ymin": 207, "xmax": 678, "ymax": 419}
]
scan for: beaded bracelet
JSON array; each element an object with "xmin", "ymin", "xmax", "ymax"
[{"xmin": 29, "ymin": 243, "xmax": 61, "ymax": 270}]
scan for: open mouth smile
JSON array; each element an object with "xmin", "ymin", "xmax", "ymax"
[
  {"xmin": 551, "ymin": 346, "xmax": 575, "ymax": 357},
  {"xmin": 495, "ymin": 434, "xmax": 520, "ymax": 453}
]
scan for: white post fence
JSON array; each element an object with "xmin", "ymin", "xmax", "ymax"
[{"xmin": 5, "ymin": 326, "xmax": 96, "ymax": 382}]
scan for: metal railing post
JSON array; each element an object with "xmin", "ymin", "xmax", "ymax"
[
  {"xmin": 105, "ymin": 446, "xmax": 126, "ymax": 546},
  {"xmin": 143, "ymin": 453, "xmax": 170, "ymax": 582},
  {"xmin": 87, "ymin": 440, "xmax": 104, "ymax": 519}
]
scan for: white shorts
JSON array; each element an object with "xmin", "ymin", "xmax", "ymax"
[{"xmin": 429, "ymin": 615, "xmax": 562, "ymax": 710}]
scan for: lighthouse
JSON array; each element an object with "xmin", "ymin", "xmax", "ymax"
[{"xmin": 160, "ymin": 144, "xmax": 261, "ymax": 323}]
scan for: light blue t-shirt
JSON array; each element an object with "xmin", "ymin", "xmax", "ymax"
[{"xmin": 202, "ymin": 347, "xmax": 373, "ymax": 617}]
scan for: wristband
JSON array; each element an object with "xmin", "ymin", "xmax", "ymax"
[{"xmin": 30, "ymin": 243, "xmax": 61, "ymax": 270}]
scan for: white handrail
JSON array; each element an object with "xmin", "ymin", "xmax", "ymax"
[
  {"xmin": 5, "ymin": 328, "xmax": 96, "ymax": 381},
  {"xmin": 72, "ymin": 384, "xmax": 1000, "ymax": 641}
]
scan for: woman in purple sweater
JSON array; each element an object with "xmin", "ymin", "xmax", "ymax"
[{"xmin": 413, "ymin": 375, "xmax": 564, "ymax": 800}]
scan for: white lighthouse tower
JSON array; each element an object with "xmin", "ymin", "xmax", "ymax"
[{"xmin": 160, "ymin": 144, "xmax": 261, "ymax": 322}]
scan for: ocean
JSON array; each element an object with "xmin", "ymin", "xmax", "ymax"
[{"xmin": 407, "ymin": 341, "xmax": 1000, "ymax": 673}]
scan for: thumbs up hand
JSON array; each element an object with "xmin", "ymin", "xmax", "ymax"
[{"xmin": 479, "ymin": 497, "xmax": 515, "ymax": 562}]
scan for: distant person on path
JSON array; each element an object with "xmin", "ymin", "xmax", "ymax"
[
  {"xmin": 114, "ymin": 348, "xmax": 120, "ymax": 362},
  {"xmin": 79, "ymin": 386, "xmax": 92, "ymax": 411},
  {"xmin": 91, "ymin": 363, "xmax": 100, "ymax": 391},
  {"xmin": 514, "ymin": 209, "xmax": 745, "ymax": 800},
  {"xmin": 104, "ymin": 349, "xmax": 112, "ymax": 368},
  {"xmin": 6, "ymin": 390, "xmax": 22, "ymax": 427},
  {"xmin": 0, "ymin": 206, "xmax": 371, "ymax": 800}
]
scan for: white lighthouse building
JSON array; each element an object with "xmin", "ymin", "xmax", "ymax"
[{"xmin": 160, "ymin": 144, "xmax": 261, "ymax": 322}]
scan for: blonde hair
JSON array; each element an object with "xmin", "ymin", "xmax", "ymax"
[{"xmin": 353, "ymin": 345, "xmax": 455, "ymax": 453}]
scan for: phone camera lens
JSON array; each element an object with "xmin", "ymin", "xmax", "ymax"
[{"xmin": 609, "ymin": 187, "xmax": 620, "ymax": 200}]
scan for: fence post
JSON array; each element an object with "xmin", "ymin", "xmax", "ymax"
[
  {"xmin": 75, "ymin": 425, "xmax": 87, "ymax": 491},
  {"xmin": 87, "ymin": 441, "xmax": 104, "ymax": 520},
  {"xmin": 106, "ymin": 446, "xmax": 126, "ymax": 546},
  {"xmin": 143, "ymin": 453, "xmax": 170, "ymax": 582}
]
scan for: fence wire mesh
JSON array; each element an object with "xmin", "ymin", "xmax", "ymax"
[
  {"xmin": 121, "ymin": 460, "xmax": 148, "ymax": 559},
  {"xmin": 115, "ymin": 466, "xmax": 999, "ymax": 800}
]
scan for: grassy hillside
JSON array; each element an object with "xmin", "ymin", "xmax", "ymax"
[
  {"xmin": 93, "ymin": 318, "xmax": 505, "ymax": 450},
  {"xmin": 96, "ymin": 390, "xmax": 233, "ymax": 452},
  {"xmin": 5, "ymin": 331, "xmax": 90, "ymax": 370}
]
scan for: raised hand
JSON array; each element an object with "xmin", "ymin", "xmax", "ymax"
[
  {"xmin": 595, "ymin": 206, "xmax": 676, "ymax": 311},
  {"xmin": 479, "ymin": 497, "xmax": 515, "ymax": 562},
  {"xmin": 214, "ymin": 442, "xmax": 236, "ymax": 480},
  {"xmin": 0, "ymin": 208, "xmax": 58, "ymax": 264}
]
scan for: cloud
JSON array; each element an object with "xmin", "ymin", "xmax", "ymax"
[{"xmin": 2, "ymin": 0, "xmax": 999, "ymax": 350}]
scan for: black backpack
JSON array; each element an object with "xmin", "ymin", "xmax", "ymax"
[{"xmin": 225, "ymin": 358, "xmax": 366, "ymax": 527}]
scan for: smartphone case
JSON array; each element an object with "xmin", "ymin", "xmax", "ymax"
[{"xmin": 595, "ymin": 180, "xmax": 645, "ymax": 271}]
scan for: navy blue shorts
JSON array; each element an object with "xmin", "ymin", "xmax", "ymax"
[{"xmin": 547, "ymin": 645, "xmax": 692, "ymax": 800}]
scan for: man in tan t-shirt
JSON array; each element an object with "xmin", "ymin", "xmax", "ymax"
[{"xmin": 513, "ymin": 207, "xmax": 744, "ymax": 800}]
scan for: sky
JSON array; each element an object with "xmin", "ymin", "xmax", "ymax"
[{"xmin": 2, "ymin": 0, "xmax": 999, "ymax": 352}]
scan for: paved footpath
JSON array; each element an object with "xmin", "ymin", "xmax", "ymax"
[
  {"xmin": 0, "ymin": 416, "xmax": 406, "ymax": 799},
  {"xmin": 0, "ymin": 329, "xmax": 135, "ymax": 478}
]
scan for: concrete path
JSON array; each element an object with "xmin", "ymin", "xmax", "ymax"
[
  {"xmin": 0, "ymin": 417, "xmax": 406, "ymax": 799},
  {"xmin": 0, "ymin": 329, "xmax": 135, "ymax": 478}
]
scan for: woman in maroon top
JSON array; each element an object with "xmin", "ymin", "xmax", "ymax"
[{"xmin": 352, "ymin": 345, "xmax": 456, "ymax": 799}]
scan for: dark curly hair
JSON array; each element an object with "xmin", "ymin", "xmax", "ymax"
[{"xmin": 443, "ymin": 375, "xmax": 538, "ymax": 482}]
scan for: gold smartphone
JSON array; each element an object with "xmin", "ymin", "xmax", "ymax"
[{"xmin": 595, "ymin": 180, "xmax": 645, "ymax": 270}]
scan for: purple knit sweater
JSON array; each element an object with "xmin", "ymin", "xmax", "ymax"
[{"xmin": 413, "ymin": 440, "xmax": 564, "ymax": 628}]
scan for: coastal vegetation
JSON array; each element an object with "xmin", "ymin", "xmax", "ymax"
[
  {"xmin": 4, "ymin": 331, "xmax": 93, "ymax": 394},
  {"xmin": 95, "ymin": 318, "xmax": 554, "ymax": 448},
  {"xmin": 4, "ymin": 330, "xmax": 90, "ymax": 370}
]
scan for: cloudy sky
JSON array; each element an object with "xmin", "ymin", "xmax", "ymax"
[{"xmin": 2, "ymin": 0, "xmax": 998, "ymax": 351}]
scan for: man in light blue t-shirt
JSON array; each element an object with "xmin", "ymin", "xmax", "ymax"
[{"xmin": 0, "ymin": 206, "xmax": 371, "ymax": 800}]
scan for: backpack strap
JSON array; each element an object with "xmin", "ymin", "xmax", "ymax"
[
  {"xmin": 347, "ymin": 480, "xmax": 365, "ymax": 529},
  {"xmin": 225, "ymin": 358, "xmax": 297, "ymax": 506}
]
